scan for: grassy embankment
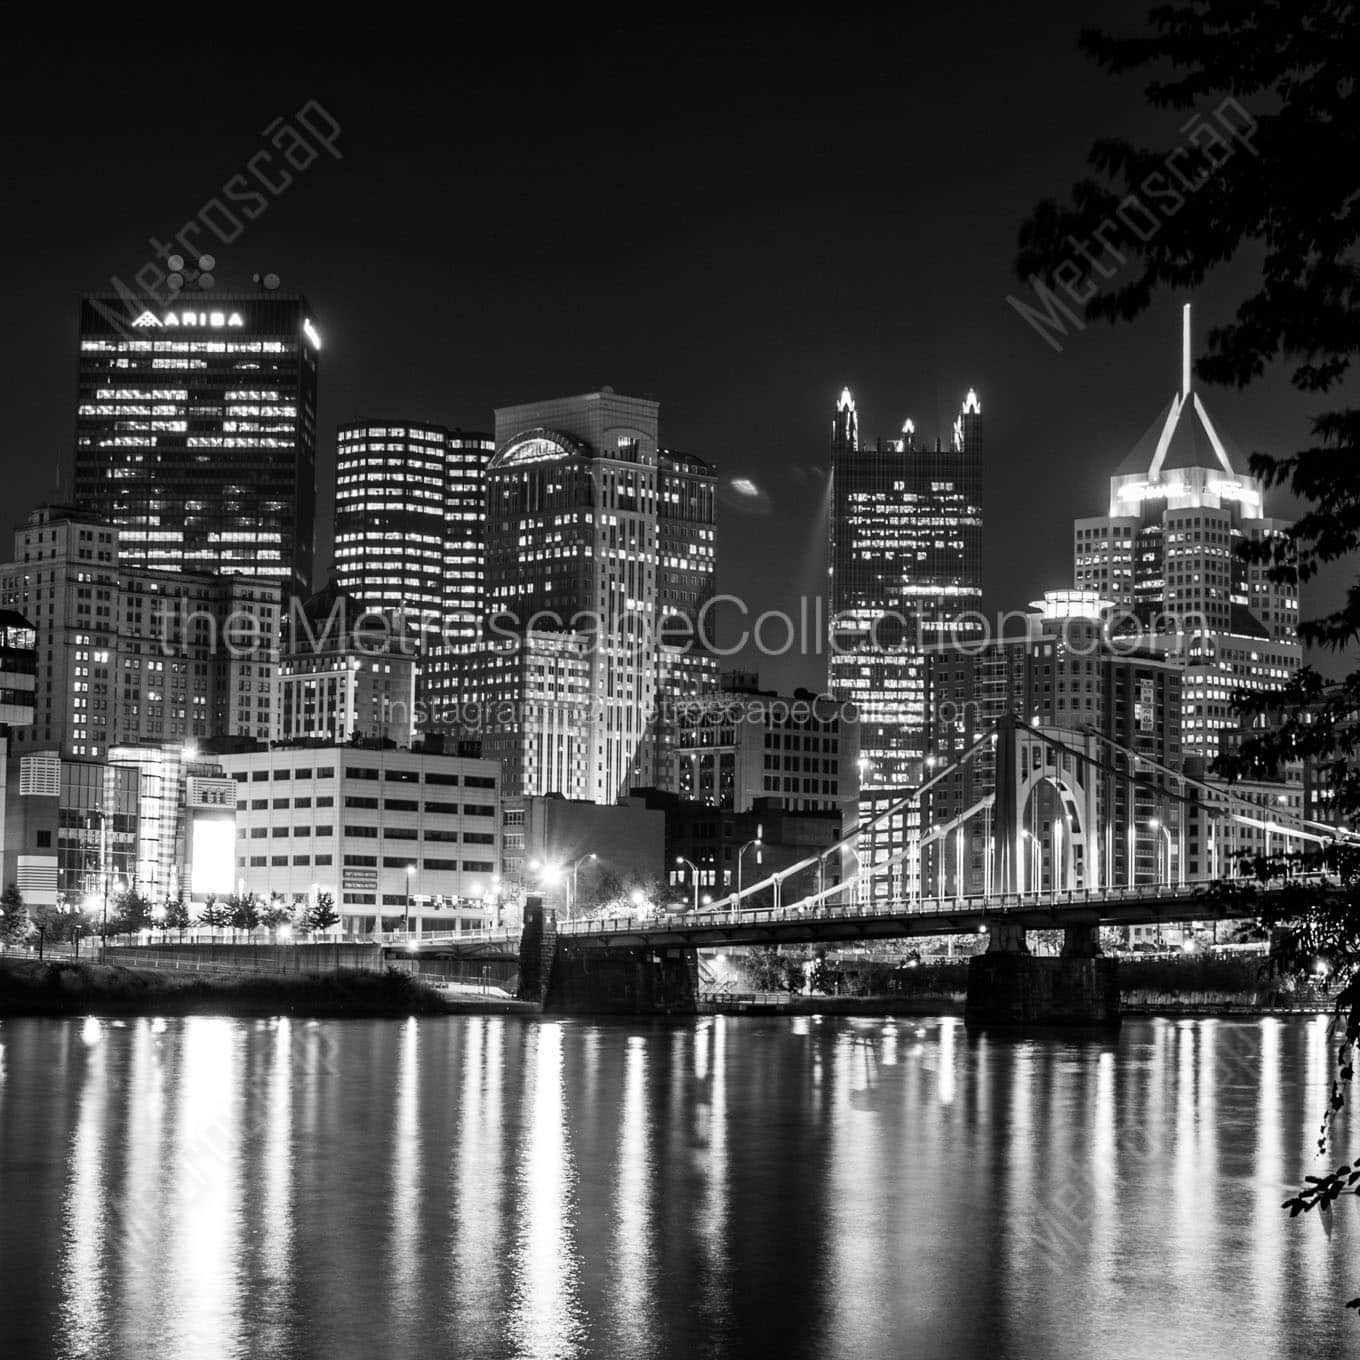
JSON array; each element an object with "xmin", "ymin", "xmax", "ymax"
[{"xmin": 0, "ymin": 956, "xmax": 453, "ymax": 1018}]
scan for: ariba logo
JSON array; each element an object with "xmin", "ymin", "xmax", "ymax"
[{"xmin": 131, "ymin": 309, "xmax": 246, "ymax": 329}]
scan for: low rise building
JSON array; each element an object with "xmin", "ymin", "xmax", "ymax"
[
  {"xmin": 502, "ymin": 792, "xmax": 667, "ymax": 917},
  {"xmin": 218, "ymin": 742, "xmax": 502, "ymax": 937},
  {"xmin": 2, "ymin": 750, "xmax": 140, "ymax": 910},
  {"xmin": 636, "ymin": 788, "xmax": 845, "ymax": 909},
  {"xmin": 276, "ymin": 581, "xmax": 417, "ymax": 747},
  {"xmin": 667, "ymin": 672, "xmax": 858, "ymax": 815}
]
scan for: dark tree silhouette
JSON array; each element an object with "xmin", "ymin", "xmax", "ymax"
[
  {"xmin": 1015, "ymin": 0, "xmax": 1360, "ymax": 1306},
  {"xmin": 306, "ymin": 892, "xmax": 340, "ymax": 934}
]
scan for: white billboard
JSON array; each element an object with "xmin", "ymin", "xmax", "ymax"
[{"xmin": 190, "ymin": 815, "xmax": 236, "ymax": 896}]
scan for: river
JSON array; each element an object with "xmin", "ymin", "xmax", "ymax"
[{"xmin": 0, "ymin": 1014, "xmax": 1354, "ymax": 1359}]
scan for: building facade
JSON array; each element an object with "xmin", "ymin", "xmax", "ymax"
[
  {"xmin": 277, "ymin": 582, "xmax": 417, "ymax": 747},
  {"xmin": 2, "ymin": 751, "xmax": 140, "ymax": 910},
  {"xmin": 332, "ymin": 420, "xmax": 494, "ymax": 719},
  {"xmin": 74, "ymin": 292, "xmax": 319, "ymax": 596},
  {"xmin": 480, "ymin": 390, "xmax": 717, "ymax": 802},
  {"xmin": 667, "ymin": 671, "xmax": 857, "ymax": 815},
  {"xmin": 923, "ymin": 591, "xmax": 1184, "ymax": 899},
  {"xmin": 501, "ymin": 793, "xmax": 667, "ymax": 918},
  {"xmin": 0, "ymin": 507, "xmax": 280, "ymax": 759},
  {"xmin": 828, "ymin": 386, "xmax": 983, "ymax": 792},
  {"xmin": 218, "ymin": 743, "xmax": 502, "ymax": 937},
  {"xmin": 107, "ymin": 743, "xmax": 238, "ymax": 903},
  {"xmin": 637, "ymin": 788, "xmax": 844, "ymax": 909},
  {"xmin": 1073, "ymin": 305, "xmax": 1299, "ymax": 763}
]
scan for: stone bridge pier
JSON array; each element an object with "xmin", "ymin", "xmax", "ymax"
[
  {"xmin": 516, "ymin": 899, "xmax": 698, "ymax": 1015},
  {"xmin": 965, "ymin": 920, "xmax": 1119, "ymax": 1028}
]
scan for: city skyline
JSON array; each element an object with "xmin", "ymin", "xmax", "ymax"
[{"xmin": 1, "ymin": 10, "xmax": 1343, "ymax": 700}]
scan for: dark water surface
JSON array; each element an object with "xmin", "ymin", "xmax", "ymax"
[{"xmin": 0, "ymin": 1014, "xmax": 1355, "ymax": 1360}]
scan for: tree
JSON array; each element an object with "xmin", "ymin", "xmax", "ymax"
[
  {"xmin": 306, "ymin": 892, "xmax": 340, "ymax": 935},
  {"xmin": 197, "ymin": 895, "xmax": 228, "ymax": 930},
  {"xmin": 0, "ymin": 884, "xmax": 30, "ymax": 946},
  {"xmin": 1015, "ymin": 0, "xmax": 1360, "ymax": 1306},
  {"xmin": 807, "ymin": 952, "xmax": 837, "ymax": 996},
  {"xmin": 162, "ymin": 891, "xmax": 191, "ymax": 937},
  {"xmin": 225, "ymin": 892, "xmax": 261, "ymax": 938},
  {"xmin": 113, "ymin": 888, "xmax": 153, "ymax": 936},
  {"xmin": 260, "ymin": 897, "xmax": 294, "ymax": 932},
  {"xmin": 744, "ymin": 948, "xmax": 800, "ymax": 992}
]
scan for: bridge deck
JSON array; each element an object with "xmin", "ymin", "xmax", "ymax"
[{"xmin": 391, "ymin": 876, "xmax": 1326, "ymax": 956}]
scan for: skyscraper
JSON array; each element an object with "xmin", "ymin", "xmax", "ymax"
[
  {"xmin": 1073, "ymin": 304, "xmax": 1299, "ymax": 762},
  {"xmin": 332, "ymin": 420, "xmax": 494, "ymax": 719},
  {"xmin": 480, "ymin": 389, "xmax": 717, "ymax": 802},
  {"xmin": 828, "ymin": 386, "xmax": 984, "ymax": 790},
  {"xmin": 74, "ymin": 292, "xmax": 320, "ymax": 596}
]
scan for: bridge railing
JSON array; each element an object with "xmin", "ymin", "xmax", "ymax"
[
  {"xmin": 389, "ymin": 871, "xmax": 1332, "ymax": 948},
  {"xmin": 550, "ymin": 871, "xmax": 1331, "ymax": 938}
]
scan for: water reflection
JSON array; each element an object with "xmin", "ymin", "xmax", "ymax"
[
  {"xmin": 508, "ymin": 1022, "xmax": 584, "ymax": 1360},
  {"xmin": 1, "ymin": 1015, "xmax": 1355, "ymax": 1360}
]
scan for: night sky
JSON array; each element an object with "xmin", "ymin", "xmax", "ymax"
[{"xmin": 1, "ymin": 9, "xmax": 1344, "ymax": 691}]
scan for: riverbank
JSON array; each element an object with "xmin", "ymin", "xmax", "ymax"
[
  {"xmin": 0, "ymin": 957, "xmax": 455, "ymax": 1018},
  {"xmin": 703, "ymin": 992, "xmax": 1331, "ymax": 1018}
]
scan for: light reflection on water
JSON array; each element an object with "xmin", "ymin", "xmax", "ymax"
[{"xmin": 0, "ymin": 1014, "xmax": 1354, "ymax": 1360}]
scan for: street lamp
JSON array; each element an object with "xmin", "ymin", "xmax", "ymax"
[
  {"xmin": 736, "ymin": 830, "xmax": 763, "ymax": 898},
  {"xmin": 1149, "ymin": 818, "xmax": 1173, "ymax": 885},
  {"xmin": 405, "ymin": 864, "xmax": 416, "ymax": 937},
  {"xmin": 676, "ymin": 855, "xmax": 701, "ymax": 912},
  {"xmin": 568, "ymin": 853, "xmax": 597, "ymax": 920}
]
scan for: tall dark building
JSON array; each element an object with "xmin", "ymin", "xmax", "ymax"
[
  {"xmin": 828, "ymin": 386, "xmax": 983, "ymax": 790},
  {"xmin": 74, "ymin": 292, "xmax": 319, "ymax": 596}
]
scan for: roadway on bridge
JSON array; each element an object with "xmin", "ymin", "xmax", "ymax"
[{"xmin": 392, "ymin": 876, "xmax": 1325, "ymax": 957}]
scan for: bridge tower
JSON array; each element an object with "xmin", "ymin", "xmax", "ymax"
[{"xmin": 991, "ymin": 715, "xmax": 1100, "ymax": 894}]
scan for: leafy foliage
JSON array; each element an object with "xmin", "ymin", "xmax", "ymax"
[
  {"xmin": 305, "ymin": 892, "xmax": 340, "ymax": 934},
  {"xmin": 0, "ymin": 884, "xmax": 30, "ymax": 946},
  {"xmin": 113, "ymin": 888, "xmax": 153, "ymax": 934},
  {"xmin": 225, "ymin": 893, "xmax": 261, "ymax": 935},
  {"xmin": 197, "ymin": 895, "xmax": 229, "ymax": 929},
  {"xmin": 259, "ymin": 897, "xmax": 294, "ymax": 931},
  {"xmin": 162, "ymin": 892, "xmax": 191, "ymax": 935}
]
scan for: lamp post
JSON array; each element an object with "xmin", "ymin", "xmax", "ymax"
[
  {"xmin": 1149, "ymin": 818, "xmax": 1173, "ymax": 885},
  {"xmin": 568, "ymin": 852, "xmax": 597, "ymax": 920},
  {"xmin": 405, "ymin": 863, "xmax": 416, "ymax": 937},
  {"xmin": 676, "ymin": 855, "xmax": 700, "ymax": 912},
  {"xmin": 735, "ymin": 831, "xmax": 762, "ymax": 899}
]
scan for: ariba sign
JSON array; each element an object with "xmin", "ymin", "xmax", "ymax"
[{"xmin": 132, "ymin": 309, "xmax": 246, "ymax": 329}]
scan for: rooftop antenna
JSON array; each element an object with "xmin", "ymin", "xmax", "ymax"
[{"xmin": 1182, "ymin": 301, "xmax": 1192, "ymax": 397}]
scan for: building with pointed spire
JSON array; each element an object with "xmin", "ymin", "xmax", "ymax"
[
  {"xmin": 827, "ymin": 386, "xmax": 983, "ymax": 903},
  {"xmin": 1073, "ymin": 304, "xmax": 1299, "ymax": 762}
]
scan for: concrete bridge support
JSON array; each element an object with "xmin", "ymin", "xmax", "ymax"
[
  {"xmin": 966, "ymin": 921, "xmax": 1120, "ymax": 1028},
  {"xmin": 517, "ymin": 898, "xmax": 699, "ymax": 1014},
  {"xmin": 544, "ymin": 943, "xmax": 699, "ymax": 1016}
]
